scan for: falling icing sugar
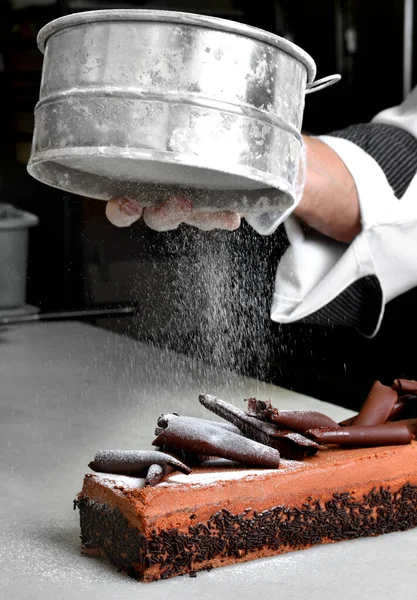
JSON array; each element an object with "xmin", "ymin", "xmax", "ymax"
[{"xmin": 131, "ymin": 223, "xmax": 289, "ymax": 404}]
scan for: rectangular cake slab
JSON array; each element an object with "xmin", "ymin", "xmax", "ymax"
[{"xmin": 77, "ymin": 441, "xmax": 417, "ymax": 581}]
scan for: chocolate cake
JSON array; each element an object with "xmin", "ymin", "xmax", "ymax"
[{"xmin": 76, "ymin": 380, "xmax": 417, "ymax": 582}]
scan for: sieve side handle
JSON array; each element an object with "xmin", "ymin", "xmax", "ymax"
[{"xmin": 306, "ymin": 74, "xmax": 341, "ymax": 94}]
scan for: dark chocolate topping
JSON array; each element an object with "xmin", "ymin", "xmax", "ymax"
[
  {"xmin": 145, "ymin": 464, "xmax": 171, "ymax": 487},
  {"xmin": 87, "ymin": 377, "xmax": 417, "ymax": 486},
  {"xmin": 339, "ymin": 415, "xmax": 357, "ymax": 427},
  {"xmin": 389, "ymin": 396, "xmax": 417, "ymax": 421},
  {"xmin": 389, "ymin": 399, "xmax": 408, "ymax": 421},
  {"xmin": 88, "ymin": 450, "xmax": 191, "ymax": 476},
  {"xmin": 155, "ymin": 446, "xmax": 217, "ymax": 467},
  {"xmin": 246, "ymin": 398, "xmax": 338, "ymax": 432},
  {"xmin": 152, "ymin": 413, "xmax": 281, "ymax": 469},
  {"xmin": 199, "ymin": 394, "xmax": 272, "ymax": 446},
  {"xmin": 307, "ymin": 423, "xmax": 413, "ymax": 447},
  {"xmin": 394, "ymin": 418, "xmax": 417, "ymax": 437},
  {"xmin": 176, "ymin": 415, "xmax": 243, "ymax": 436},
  {"xmin": 340, "ymin": 396, "xmax": 417, "ymax": 428},
  {"xmin": 246, "ymin": 397, "xmax": 272, "ymax": 420},
  {"xmin": 265, "ymin": 409, "xmax": 339, "ymax": 432},
  {"xmin": 393, "ymin": 379, "xmax": 417, "ymax": 394},
  {"xmin": 354, "ymin": 381, "xmax": 398, "ymax": 427},
  {"xmin": 199, "ymin": 394, "xmax": 320, "ymax": 459}
]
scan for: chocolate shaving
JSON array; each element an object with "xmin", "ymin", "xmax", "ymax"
[
  {"xmin": 392, "ymin": 379, "xmax": 417, "ymax": 394},
  {"xmin": 388, "ymin": 399, "xmax": 408, "ymax": 421},
  {"xmin": 246, "ymin": 399, "xmax": 337, "ymax": 432},
  {"xmin": 307, "ymin": 423, "xmax": 413, "ymax": 447},
  {"xmin": 340, "ymin": 383, "xmax": 405, "ymax": 427},
  {"xmin": 179, "ymin": 416, "xmax": 243, "ymax": 436},
  {"xmin": 262, "ymin": 409, "xmax": 339, "ymax": 433},
  {"xmin": 88, "ymin": 450, "xmax": 191, "ymax": 476},
  {"xmin": 395, "ymin": 418, "xmax": 417, "ymax": 437},
  {"xmin": 246, "ymin": 397, "xmax": 337, "ymax": 437},
  {"xmin": 145, "ymin": 464, "xmax": 170, "ymax": 487},
  {"xmin": 199, "ymin": 394, "xmax": 320, "ymax": 459},
  {"xmin": 199, "ymin": 394, "xmax": 271, "ymax": 446},
  {"xmin": 87, "ymin": 378, "xmax": 417, "ymax": 488},
  {"xmin": 354, "ymin": 381, "xmax": 398, "ymax": 427},
  {"xmin": 340, "ymin": 391, "xmax": 417, "ymax": 428},
  {"xmin": 268, "ymin": 429, "xmax": 321, "ymax": 459},
  {"xmin": 154, "ymin": 445, "xmax": 214, "ymax": 467},
  {"xmin": 152, "ymin": 413, "xmax": 281, "ymax": 469},
  {"xmin": 388, "ymin": 395, "xmax": 417, "ymax": 421},
  {"xmin": 339, "ymin": 415, "xmax": 357, "ymax": 427},
  {"xmin": 245, "ymin": 398, "xmax": 272, "ymax": 420}
]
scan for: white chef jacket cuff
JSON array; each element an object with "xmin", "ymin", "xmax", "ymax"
[{"xmin": 271, "ymin": 135, "xmax": 417, "ymax": 336}]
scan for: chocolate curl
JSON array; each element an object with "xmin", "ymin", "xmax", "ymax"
[
  {"xmin": 88, "ymin": 450, "xmax": 191, "ymax": 476},
  {"xmin": 199, "ymin": 394, "xmax": 320, "ymax": 459},
  {"xmin": 268, "ymin": 430, "xmax": 321, "ymax": 459},
  {"xmin": 339, "ymin": 415, "xmax": 357, "ymax": 427},
  {"xmin": 388, "ymin": 395, "xmax": 417, "ymax": 421},
  {"xmin": 152, "ymin": 414, "xmax": 281, "ymax": 469},
  {"xmin": 354, "ymin": 381, "xmax": 398, "ymax": 427},
  {"xmin": 388, "ymin": 400, "xmax": 407, "ymax": 421},
  {"xmin": 247, "ymin": 398, "xmax": 338, "ymax": 432},
  {"xmin": 340, "ymin": 387, "xmax": 413, "ymax": 427},
  {"xmin": 182, "ymin": 416, "xmax": 243, "ymax": 436},
  {"xmin": 246, "ymin": 398, "xmax": 275, "ymax": 421},
  {"xmin": 154, "ymin": 417, "xmax": 243, "ymax": 465},
  {"xmin": 154, "ymin": 445, "xmax": 214, "ymax": 467},
  {"xmin": 350, "ymin": 398, "xmax": 416, "ymax": 425},
  {"xmin": 264, "ymin": 410, "xmax": 339, "ymax": 433},
  {"xmin": 392, "ymin": 379, "xmax": 417, "ymax": 394},
  {"xmin": 395, "ymin": 418, "xmax": 417, "ymax": 437},
  {"xmin": 145, "ymin": 464, "xmax": 173, "ymax": 487},
  {"xmin": 199, "ymin": 394, "xmax": 270, "ymax": 446},
  {"xmin": 306, "ymin": 423, "xmax": 413, "ymax": 447}
]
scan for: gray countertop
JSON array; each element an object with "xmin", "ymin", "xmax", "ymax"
[{"xmin": 1, "ymin": 323, "xmax": 416, "ymax": 599}]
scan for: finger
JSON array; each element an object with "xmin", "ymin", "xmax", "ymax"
[
  {"xmin": 143, "ymin": 195, "xmax": 192, "ymax": 232},
  {"xmin": 184, "ymin": 211, "xmax": 241, "ymax": 231},
  {"xmin": 105, "ymin": 198, "xmax": 143, "ymax": 228}
]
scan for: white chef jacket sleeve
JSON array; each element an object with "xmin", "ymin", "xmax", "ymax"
[{"xmin": 271, "ymin": 87, "xmax": 417, "ymax": 337}]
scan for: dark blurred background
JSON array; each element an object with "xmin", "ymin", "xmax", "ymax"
[{"xmin": 0, "ymin": 0, "xmax": 416, "ymax": 410}]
